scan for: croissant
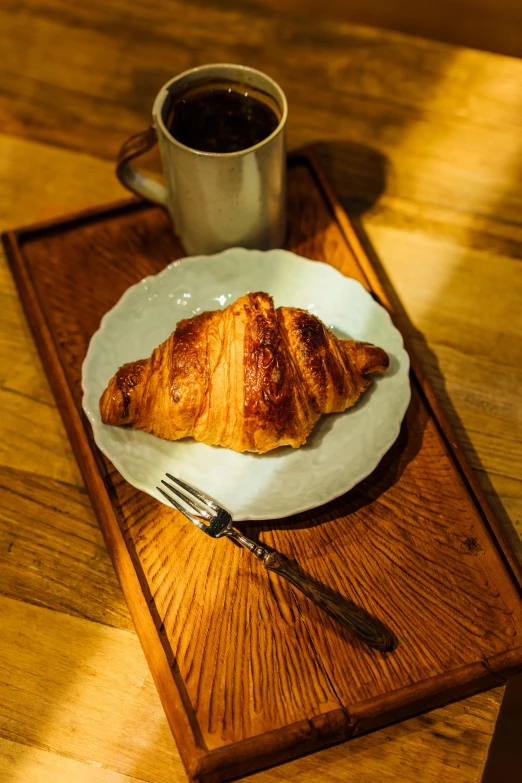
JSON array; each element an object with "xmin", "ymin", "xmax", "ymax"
[{"xmin": 99, "ymin": 292, "xmax": 389, "ymax": 453}]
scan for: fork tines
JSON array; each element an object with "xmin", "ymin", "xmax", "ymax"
[
  {"xmin": 157, "ymin": 472, "xmax": 232, "ymax": 538},
  {"xmin": 165, "ymin": 473, "xmax": 217, "ymax": 510},
  {"xmin": 159, "ymin": 478, "xmax": 212, "ymax": 521}
]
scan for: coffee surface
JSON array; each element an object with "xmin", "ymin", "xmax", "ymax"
[{"xmin": 166, "ymin": 82, "xmax": 280, "ymax": 153}]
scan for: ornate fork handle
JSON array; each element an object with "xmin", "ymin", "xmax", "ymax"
[
  {"xmin": 226, "ymin": 529, "xmax": 396, "ymax": 652},
  {"xmin": 158, "ymin": 475, "xmax": 396, "ymax": 653}
]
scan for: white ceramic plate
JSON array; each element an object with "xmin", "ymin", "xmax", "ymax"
[{"xmin": 82, "ymin": 248, "xmax": 410, "ymax": 520}]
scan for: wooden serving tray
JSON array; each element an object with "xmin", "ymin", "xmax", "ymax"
[{"xmin": 4, "ymin": 149, "xmax": 522, "ymax": 783}]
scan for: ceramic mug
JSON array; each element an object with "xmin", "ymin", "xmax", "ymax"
[{"xmin": 116, "ymin": 64, "xmax": 288, "ymax": 255}]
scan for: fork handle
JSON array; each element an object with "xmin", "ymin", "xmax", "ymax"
[{"xmin": 264, "ymin": 552, "xmax": 396, "ymax": 652}]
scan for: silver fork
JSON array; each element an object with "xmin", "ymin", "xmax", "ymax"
[{"xmin": 158, "ymin": 472, "xmax": 396, "ymax": 652}]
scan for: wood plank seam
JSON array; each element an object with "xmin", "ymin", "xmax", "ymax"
[
  {"xmin": 0, "ymin": 733, "xmax": 153, "ymax": 783},
  {"xmin": 4, "ymin": 151, "xmax": 522, "ymax": 783},
  {"xmin": 1, "ymin": 234, "xmax": 208, "ymax": 777},
  {"xmin": 307, "ymin": 157, "xmax": 522, "ymax": 596}
]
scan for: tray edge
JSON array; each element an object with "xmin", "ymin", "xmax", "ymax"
[
  {"xmin": 2, "ymin": 228, "xmax": 208, "ymax": 781},
  {"xmin": 300, "ymin": 145, "xmax": 522, "ymax": 597},
  {"xmin": 4, "ymin": 147, "xmax": 522, "ymax": 782}
]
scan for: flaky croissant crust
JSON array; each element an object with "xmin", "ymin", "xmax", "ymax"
[{"xmin": 99, "ymin": 292, "xmax": 389, "ymax": 453}]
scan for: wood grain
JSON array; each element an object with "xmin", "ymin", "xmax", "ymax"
[
  {"xmin": 0, "ymin": 595, "xmax": 183, "ymax": 783},
  {"xmin": 2, "ymin": 3, "xmax": 522, "ymax": 781},
  {"xmin": 224, "ymin": 0, "xmax": 522, "ymax": 60},
  {"xmin": 4, "ymin": 0, "xmax": 522, "ymax": 219},
  {"xmin": 0, "ymin": 594, "xmax": 504, "ymax": 783},
  {"xmin": 0, "ymin": 465, "xmax": 132, "ymax": 630},
  {"xmin": 263, "ymin": 551, "xmax": 397, "ymax": 652},
  {"xmin": 4, "ymin": 154, "xmax": 522, "ymax": 781},
  {"xmin": 0, "ymin": 737, "xmax": 147, "ymax": 783}
]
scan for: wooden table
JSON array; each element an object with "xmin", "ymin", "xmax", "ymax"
[{"xmin": 1, "ymin": 2, "xmax": 521, "ymax": 781}]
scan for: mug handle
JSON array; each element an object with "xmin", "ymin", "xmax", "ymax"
[{"xmin": 115, "ymin": 126, "xmax": 169, "ymax": 206}]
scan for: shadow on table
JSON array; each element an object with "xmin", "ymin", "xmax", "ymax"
[
  {"xmin": 290, "ymin": 136, "xmax": 522, "ymax": 568},
  {"xmin": 246, "ymin": 384, "xmax": 426, "ymax": 538},
  {"xmin": 347, "ymin": 162, "xmax": 522, "ymax": 568},
  {"xmin": 482, "ymin": 672, "xmax": 522, "ymax": 783},
  {"xmin": 316, "ymin": 138, "xmax": 522, "ymax": 783},
  {"xmin": 250, "ymin": 136, "xmax": 517, "ymax": 535}
]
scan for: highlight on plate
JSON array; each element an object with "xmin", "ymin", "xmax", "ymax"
[{"xmin": 99, "ymin": 291, "xmax": 389, "ymax": 454}]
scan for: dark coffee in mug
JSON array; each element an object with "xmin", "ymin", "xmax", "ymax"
[
  {"xmin": 166, "ymin": 79, "xmax": 281, "ymax": 153},
  {"xmin": 116, "ymin": 64, "xmax": 287, "ymax": 254}
]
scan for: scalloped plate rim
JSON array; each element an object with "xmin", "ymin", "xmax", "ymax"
[{"xmin": 81, "ymin": 248, "xmax": 411, "ymax": 520}]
